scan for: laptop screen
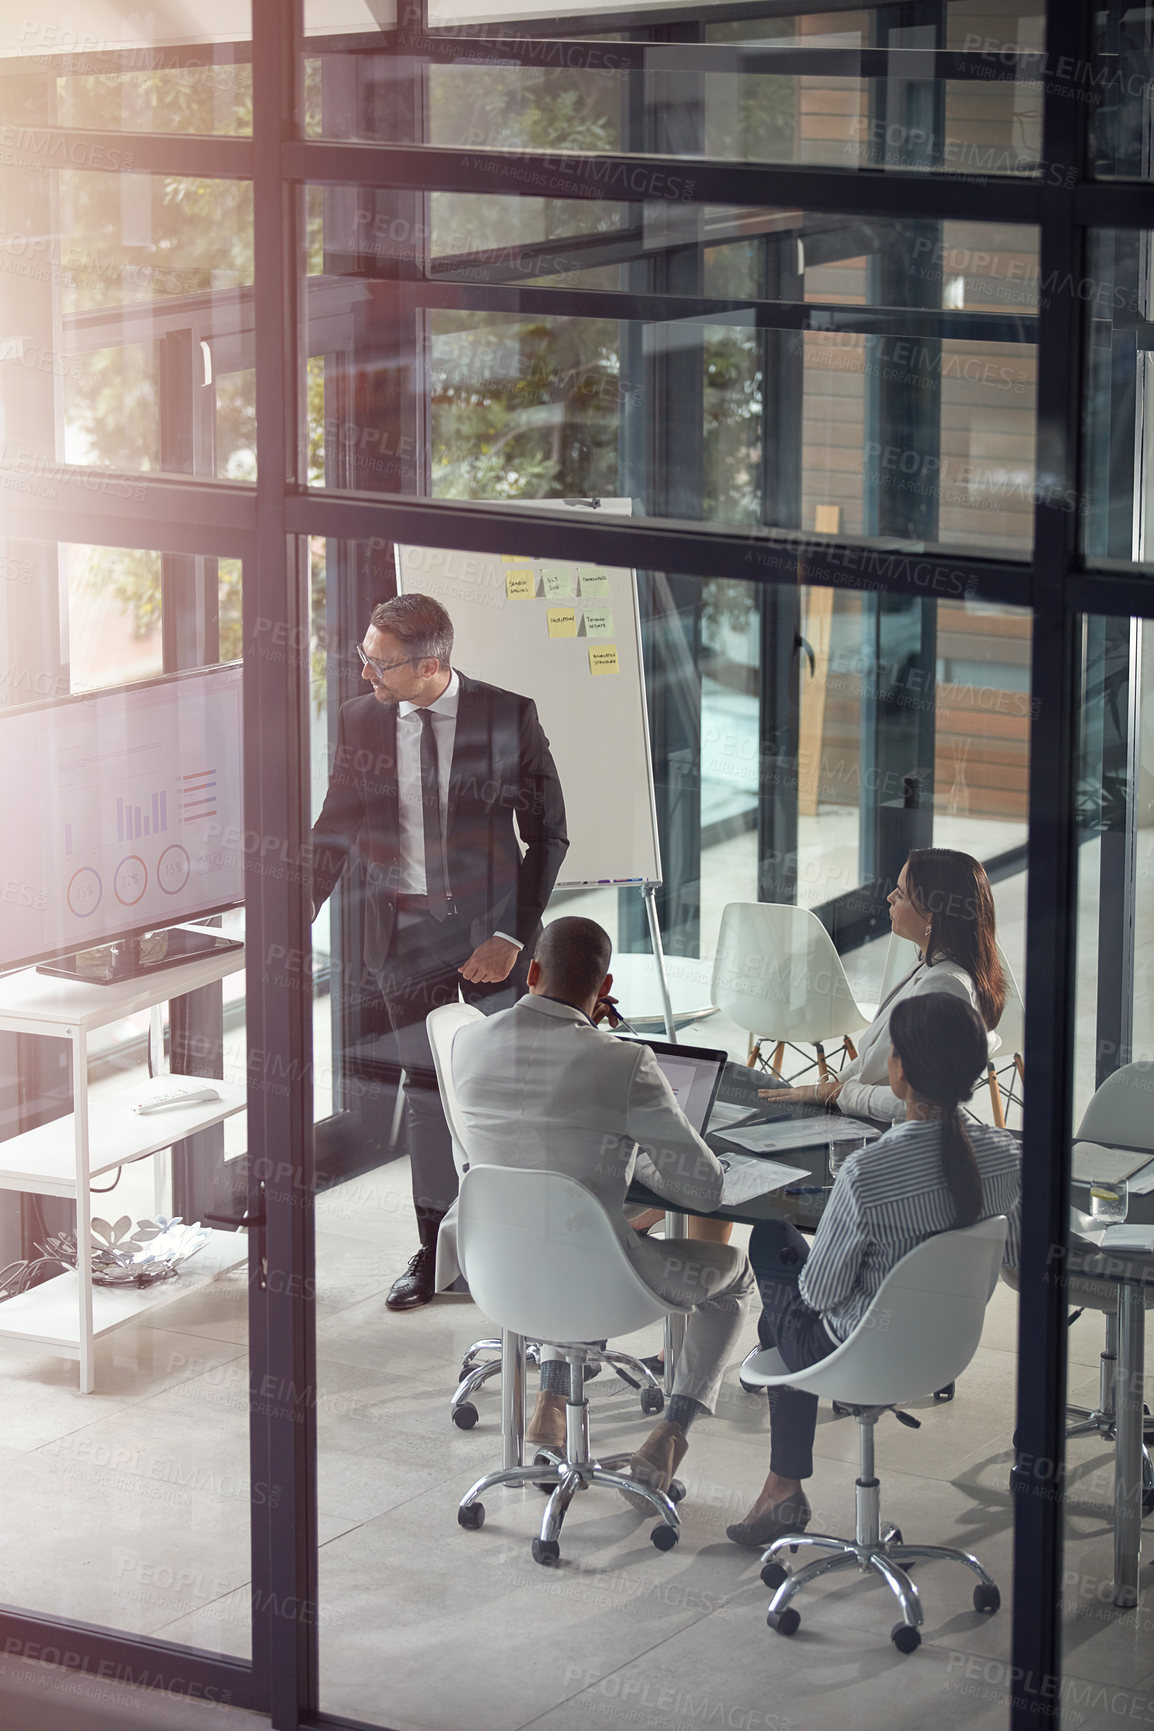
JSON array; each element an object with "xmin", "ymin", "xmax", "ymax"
[{"xmin": 641, "ymin": 1037, "xmax": 728, "ymax": 1134}]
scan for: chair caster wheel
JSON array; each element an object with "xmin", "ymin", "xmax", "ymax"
[
  {"xmin": 891, "ymin": 1623, "xmax": 920, "ymax": 1653},
  {"xmin": 766, "ymin": 1607, "xmax": 800, "ymax": 1636},
  {"xmin": 651, "ymin": 1523, "xmax": 678, "ymax": 1551},
  {"xmin": 668, "ymin": 1479, "xmax": 686, "ymax": 1505},
  {"xmin": 451, "ymin": 1402, "xmax": 479, "ymax": 1430},
  {"xmin": 532, "ymin": 1538, "xmax": 560, "ymax": 1565},
  {"xmin": 457, "ymin": 1502, "xmax": 484, "ymax": 1529},
  {"xmin": 933, "ymin": 1382, "xmax": 955, "ymax": 1403},
  {"xmin": 640, "ymin": 1387, "xmax": 665, "ymax": 1416},
  {"xmin": 885, "ymin": 1527, "xmax": 904, "ymax": 1548},
  {"xmin": 973, "ymin": 1583, "xmax": 1001, "ymax": 1614},
  {"xmin": 760, "ymin": 1562, "xmax": 788, "ymax": 1590}
]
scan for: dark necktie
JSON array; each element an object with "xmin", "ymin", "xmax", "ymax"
[{"xmin": 418, "ymin": 709, "xmax": 449, "ymax": 919}]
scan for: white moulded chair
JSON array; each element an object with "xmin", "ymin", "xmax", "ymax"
[
  {"xmin": 712, "ymin": 902, "xmax": 871, "ymax": 1082},
  {"xmin": 425, "ymin": 1005, "xmax": 665, "ymax": 1433},
  {"xmin": 424, "ymin": 1003, "xmax": 509, "ymax": 1423},
  {"xmin": 739, "ymin": 1216, "xmax": 1008, "ymax": 1653},
  {"xmin": 455, "ymin": 1164, "xmax": 694, "ymax": 1564}
]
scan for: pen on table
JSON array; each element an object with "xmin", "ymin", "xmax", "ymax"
[{"xmin": 784, "ymin": 1184, "xmax": 833, "ymax": 1196}]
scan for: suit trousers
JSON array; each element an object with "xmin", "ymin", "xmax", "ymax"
[
  {"xmin": 565, "ymin": 1236, "xmax": 755, "ymax": 1415},
  {"xmin": 374, "ymin": 908, "xmax": 531, "ymax": 1249},
  {"xmin": 748, "ymin": 1217, "xmax": 839, "ymax": 1480}
]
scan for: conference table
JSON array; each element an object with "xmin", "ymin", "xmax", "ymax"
[{"xmin": 1063, "ymin": 1206, "xmax": 1154, "ymax": 1608}]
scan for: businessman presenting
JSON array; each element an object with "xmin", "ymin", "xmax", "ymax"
[{"xmin": 310, "ymin": 593, "xmax": 568, "ymax": 1310}]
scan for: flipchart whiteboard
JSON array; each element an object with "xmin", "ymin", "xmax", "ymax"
[{"xmin": 397, "ymin": 502, "xmax": 661, "ymax": 887}]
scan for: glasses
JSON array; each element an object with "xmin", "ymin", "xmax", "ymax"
[{"xmin": 357, "ymin": 644, "xmax": 418, "ymax": 680}]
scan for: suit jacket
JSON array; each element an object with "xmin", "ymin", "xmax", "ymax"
[
  {"xmin": 309, "ymin": 673, "xmax": 568, "ymax": 970},
  {"xmin": 835, "ymin": 957, "xmax": 1000, "ymax": 1124},
  {"xmin": 447, "ymin": 994, "xmax": 725, "ymax": 1289}
]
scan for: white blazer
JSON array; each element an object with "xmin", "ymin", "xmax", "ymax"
[
  {"xmin": 438, "ymin": 993, "xmax": 725, "ymax": 1291},
  {"xmin": 835, "ymin": 958, "xmax": 1000, "ymax": 1124}
]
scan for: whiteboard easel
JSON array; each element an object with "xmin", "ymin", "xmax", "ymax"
[{"xmin": 397, "ymin": 499, "xmax": 677, "ymax": 1040}]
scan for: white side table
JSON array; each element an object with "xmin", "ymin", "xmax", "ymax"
[{"xmin": 0, "ymin": 940, "xmax": 247, "ymax": 1391}]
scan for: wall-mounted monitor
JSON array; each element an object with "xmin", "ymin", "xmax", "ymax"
[{"xmin": 0, "ymin": 663, "xmax": 245, "ymax": 982}]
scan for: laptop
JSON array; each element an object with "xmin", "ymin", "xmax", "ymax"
[
  {"xmin": 641, "ymin": 1037, "xmax": 728, "ymax": 1134},
  {"xmin": 639, "ymin": 1038, "xmax": 813, "ymax": 1205}
]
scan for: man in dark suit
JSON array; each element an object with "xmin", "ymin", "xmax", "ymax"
[{"xmin": 310, "ymin": 592, "xmax": 568, "ymax": 1309}]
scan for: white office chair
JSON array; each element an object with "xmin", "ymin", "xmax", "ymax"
[
  {"xmin": 875, "ymin": 934, "xmax": 1023, "ymax": 1126},
  {"xmin": 455, "ymin": 1164, "xmax": 694, "ymax": 1563},
  {"xmin": 740, "ymin": 1216, "xmax": 1008, "ymax": 1653},
  {"xmin": 712, "ymin": 902, "xmax": 871, "ymax": 1082},
  {"xmin": 424, "ymin": 1005, "xmax": 665, "ymax": 1432}
]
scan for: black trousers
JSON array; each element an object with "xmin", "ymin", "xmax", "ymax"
[
  {"xmin": 748, "ymin": 1217, "xmax": 840, "ymax": 1481},
  {"xmin": 373, "ymin": 908, "xmax": 531, "ymax": 1250}
]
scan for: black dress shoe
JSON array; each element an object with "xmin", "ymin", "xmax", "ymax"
[{"xmin": 386, "ymin": 1246, "xmax": 436, "ymax": 1311}]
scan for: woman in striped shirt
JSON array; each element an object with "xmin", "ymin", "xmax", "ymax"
[{"xmin": 726, "ymin": 993, "xmax": 1021, "ymax": 1549}]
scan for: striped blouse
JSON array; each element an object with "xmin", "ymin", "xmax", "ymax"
[{"xmin": 799, "ymin": 1117, "xmax": 1021, "ymax": 1342}]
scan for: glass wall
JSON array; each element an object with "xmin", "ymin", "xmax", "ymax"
[{"xmin": 5, "ymin": 0, "xmax": 1154, "ymax": 1725}]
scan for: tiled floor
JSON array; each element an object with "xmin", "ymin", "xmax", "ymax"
[{"xmin": 1, "ymin": 1145, "xmax": 1153, "ymax": 1731}]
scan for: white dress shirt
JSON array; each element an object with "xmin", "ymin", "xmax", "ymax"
[
  {"xmin": 396, "ymin": 670, "xmax": 459, "ymax": 896},
  {"xmin": 396, "ymin": 670, "xmax": 520, "ymax": 948}
]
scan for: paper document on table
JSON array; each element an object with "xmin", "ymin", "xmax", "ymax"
[
  {"xmin": 1097, "ymin": 1224, "xmax": 1154, "ymax": 1254},
  {"xmin": 724, "ymin": 1116, "xmax": 880, "ymax": 1155},
  {"xmin": 1071, "ymin": 1140, "xmax": 1154, "ymax": 1184},
  {"xmin": 719, "ymin": 1154, "xmax": 810, "ymax": 1206},
  {"xmin": 707, "ymin": 1099, "xmax": 764, "ymax": 1132},
  {"xmin": 1124, "ymin": 1159, "xmax": 1154, "ymax": 1195}
]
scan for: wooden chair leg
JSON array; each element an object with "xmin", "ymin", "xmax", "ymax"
[
  {"xmin": 816, "ymin": 1043, "xmax": 828, "ymax": 1082},
  {"xmin": 988, "ymin": 1062, "xmax": 1006, "ymax": 1130},
  {"xmin": 747, "ymin": 1039, "xmax": 760, "ymax": 1068},
  {"xmin": 843, "ymin": 1036, "xmax": 857, "ymax": 1061},
  {"xmin": 1014, "ymin": 1054, "xmax": 1025, "ymax": 1088},
  {"xmin": 770, "ymin": 1041, "xmax": 785, "ymax": 1077}
]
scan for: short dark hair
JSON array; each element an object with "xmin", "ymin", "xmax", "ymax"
[
  {"xmin": 370, "ymin": 594, "xmax": 453, "ymax": 668},
  {"xmin": 535, "ymin": 917, "xmax": 612, "ymax": 1004}
]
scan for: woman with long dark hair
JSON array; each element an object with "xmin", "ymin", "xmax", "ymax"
[
  {"xmin": 760, "ymin": 847, "xmax": 1006, "ymax": 1125},
  {"xmin": 727, "ymin": 993, "xmax": 1020, "ymax": 1549}
]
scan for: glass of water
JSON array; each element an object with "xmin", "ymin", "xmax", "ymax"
[{"xmin": 1089, "ymin": 1178, "xmax": 1129, "ymax": 1224}]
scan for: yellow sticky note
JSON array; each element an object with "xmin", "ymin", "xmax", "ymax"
[
  {"xmin": 547, "ymin": 607, "xmax": 577, "ymax": 639},
  {"xmin": 541, "ymin": 566, "xmax": 574, "ymax": 598},
  {"xmin": 506, "ymin": 570, "xmax": 535, "ymax": 599},
  {"xmin": 578, "ymin": 568, "xmax": 610, "ymax": 598},
  {"xmin": 589, "ymin": 644, "xmax": 619, "ymax": 676},
  {"xmin": 583, "ymin": 607, "xmax": 613, "ymax": 638}
]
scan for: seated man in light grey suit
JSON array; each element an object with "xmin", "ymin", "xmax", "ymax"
[{"xmin": 451, "ymin": 915, "xmax": 754, "ymax": 1508}]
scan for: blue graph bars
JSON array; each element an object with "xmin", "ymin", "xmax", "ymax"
[{"xmin": 115, "ymin": 791, "xmax": 169, "ymax": 844}]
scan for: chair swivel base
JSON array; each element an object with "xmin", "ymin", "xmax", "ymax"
[
  {"xmin": 456, "ymin": 1365, "xmax": 681, "ymax": 1563},
  {"xmin": 761, "ymin": 1524, "xmax": 1000, "ymax": 1651},
  {"xmin": 450, "ymin": 1341, "xmax": 665, "ymax": 1430},
  {"xmin": 458, "ymin": 1451, "xmax": 682, "ymax": 1563},
  {"xmin": 760, "ymin": 1415, "xmax": 1000, "ymax": 1653}
]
